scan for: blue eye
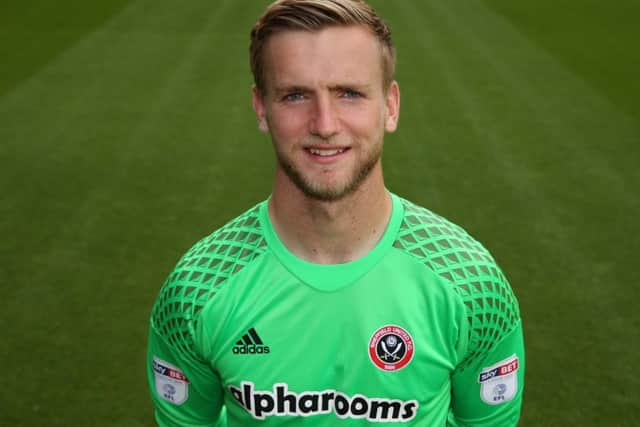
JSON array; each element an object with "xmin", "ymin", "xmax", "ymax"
[
  {"xmin": 284, "ymin": 93, "xmax": 305, "ymax": 101},
  {"xmin": 342, "ymin": 89, "xmax": 362, "ymax": 99}
]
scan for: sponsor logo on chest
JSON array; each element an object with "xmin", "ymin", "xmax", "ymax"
[
  {"xmin": 227, "ymin": 324, "xmax": 420, "ymax": 421},
  {"xmin": 228, "ymin": 381, "xmax": 418, "ymax": 422}
]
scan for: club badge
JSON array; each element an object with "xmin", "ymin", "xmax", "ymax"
[{"xmin": 369, "ymin": 325, "xmax": 414, "ymax": 372}]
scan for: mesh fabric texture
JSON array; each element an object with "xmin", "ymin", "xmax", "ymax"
[
  {"xmin": 392, "ymin": 198, "xmax": 520, "ymax": 370},
  {"xmin": 151, "ymin": 205, "xmax": 267, "ymax": 360}
]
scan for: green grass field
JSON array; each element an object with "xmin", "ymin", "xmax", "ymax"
[{"xmin": 1, "ymin": 1, "xmax": 638, "ymax": 425}]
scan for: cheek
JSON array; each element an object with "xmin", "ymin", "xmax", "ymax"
[
  {"xmin": 342, "ymin": 105, "xmax": 385, "ymax": 137},
  {"xmin": 268, "ymin": 107, "xmax": 308, "ymax": 142}
]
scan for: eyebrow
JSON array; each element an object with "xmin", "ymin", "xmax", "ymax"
[
  {"xmin": 273, "ymin": 85, "xmax": 310, "ymax": 96},
  {"xmin": 273, "ymin": 83, "xmax": 372, "ymax": 96},
  {"xmin": 332, "ymin": 84, "xmax": 372, "ymax": 93}
]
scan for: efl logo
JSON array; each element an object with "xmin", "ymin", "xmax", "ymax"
[
  {"xmin": 368, "ymin": 325, "xmax": 414, "ymax": 372},
  {"xmin": 478, "ymin": 355, "xmax": 519, "ymax": 405},
  {"xmin": 153, "ymin": 356, "xmax": 189, "ymax": 405}
]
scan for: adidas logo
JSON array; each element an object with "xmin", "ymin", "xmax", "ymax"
[{"xmin": 233, "ymin": 327, "xmax": 270, "ymax": 354}]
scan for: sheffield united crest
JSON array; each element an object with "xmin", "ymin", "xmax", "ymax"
[{"xmin": 369, "ymin": 325, "xmax": 414, "ymax": 372}]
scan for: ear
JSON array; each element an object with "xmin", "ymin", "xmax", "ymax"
[
  {"xmin": 252, "ymin": 85, "xmax": 269, "ymax": 133},
  {"xmin": 384, "ymin": 80, "xmax": 400, "ymax": 133}
]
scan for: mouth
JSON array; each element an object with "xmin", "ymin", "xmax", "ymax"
[
  {"xmin": 304, "ymin": 146, "xmax": 351, "ymax": 161},
  {"xmin": 307, "ymin": 147, "xmax": 348, "ymax": 156}
]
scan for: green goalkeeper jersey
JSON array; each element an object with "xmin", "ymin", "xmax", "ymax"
[{"xmin": 147, "ymin": 194, "xmax": 525, "ymax": 426}]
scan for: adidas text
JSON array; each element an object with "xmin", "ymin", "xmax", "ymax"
[
  {"xmin": 233, "ymin": 344, "xmax": 270, "ymax": 354},
  {"xmin": 233, "ymin": 328, "xmax": 269, "ymax": 355},
  {"xmin": 229, "ymin": 381, "xmax": 418, "ymax": 422}
]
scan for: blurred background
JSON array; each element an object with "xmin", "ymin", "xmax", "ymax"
[{"xmin": 1, "ymin": 0, "xmax": 638, "ymax": 425}]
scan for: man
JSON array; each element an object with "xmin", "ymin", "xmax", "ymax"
[{"xmin": 147, "ymin": 0, "xmax": 525, "ymax": 425}]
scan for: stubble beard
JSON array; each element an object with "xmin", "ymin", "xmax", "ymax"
[{"xmin": 276, "ymin": 139, "xmax": 383, "ymax": 202}]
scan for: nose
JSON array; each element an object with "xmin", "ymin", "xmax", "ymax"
[{"xmin": 309, "ymin": 94, "xmax": 338, "ymax": 139}]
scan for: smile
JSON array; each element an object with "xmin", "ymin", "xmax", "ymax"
[{"xmin": 307, "ymin": 147, "xmax": 349, "ymax": 157}]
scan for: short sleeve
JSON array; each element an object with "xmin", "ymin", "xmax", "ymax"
[
  {"xmin": 147, "ymin": 325, "xmax": 225, "ymax": 426},
  {"xmin": 146, "ymin": 257, "xmax": 226, "ymax": 427},
  {"xmin": 449, "ymin": 321, "xmax": 525, "ymax": 426},
  {"xmin": 447, "ymin": 254, "xmax": 525, "ymax": 426}
]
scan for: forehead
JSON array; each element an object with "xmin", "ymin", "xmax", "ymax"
[{"xmin": 262, "ymin": 26, "xmax": 384, "ymax": 91}]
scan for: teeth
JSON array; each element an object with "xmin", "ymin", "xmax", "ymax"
[{"xmin": 309, "ymin": 148, "xmax": 345, "ymax": 156}]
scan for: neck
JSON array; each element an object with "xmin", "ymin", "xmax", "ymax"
[{"xmin": 268, "ymin": 165, "xmax": 392, "ymax": 264}]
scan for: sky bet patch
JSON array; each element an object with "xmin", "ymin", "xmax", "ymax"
[
  {"xmin": 153, "ymin": 356, "xmax": 189, "ymax": 405},
  {"xmin": 478, "ymin": 355, "xmax": 519, "ymax": 405}
]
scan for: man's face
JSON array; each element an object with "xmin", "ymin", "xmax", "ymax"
[{"xmin": 253, "ymin": 25, "xmax": 399, "ymax": 201}]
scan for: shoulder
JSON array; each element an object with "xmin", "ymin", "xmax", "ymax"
[
  {"xmin": 149, "ymin": 202, "xmax": 269, "ymax": 354},
  {"xmin": 392, "ymin": 197, "xmax": 503, "ymax": 285},
  {"xmin": 392, "ymin": 196, "xmax": 521, "ymax": 367}
]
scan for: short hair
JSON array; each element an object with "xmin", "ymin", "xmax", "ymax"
[{"xmin": 250, "ymin": 0, "xmax": 396, "ymax": 93}]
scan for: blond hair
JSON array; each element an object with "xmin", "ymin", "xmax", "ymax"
[{"xmin": 250, "ymin": 0, "xmax": 395, "ymax": 93}]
